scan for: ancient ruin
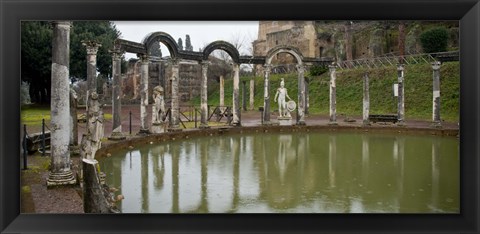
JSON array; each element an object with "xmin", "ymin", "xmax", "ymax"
[
  {"xmin": 41, "ymin": 23, "xmax": 457, "ymax": 214},
  {"xmin": 112, "ymin": 32, "xmax": 331, "ymax": 132}
]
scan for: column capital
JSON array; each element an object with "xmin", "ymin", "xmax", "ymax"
[
  {"xmin": 170, "ymin": 58, "xmax": 181, "ymax": 66},
  {"xmin": 82, "ymin": 40, "xmax": 102, "ymax": 55},
  {"xmin": 431, "ymin": 61, "xmax": 441, "ymax": 70},
  {"xmin": 51, "ymin": 21, "xmax": 72, "ymax": 28},
  {"xmin": 109, "ymin": 49, "xmax": 122, "ymax": 61},
  {"xmin": 138, "ymin": 54, "xmax": 149, "ymax": 63},
  {"xmin": 201, "ymin": 60, "xmax": 211, "ymax": 68},
  {"xmin": 328, "ymin": 63, "xmax": 336, "ymax": 70},
  {"xmin": 296, "ymin": 64, "xmax": 306, "ymax": 72}
]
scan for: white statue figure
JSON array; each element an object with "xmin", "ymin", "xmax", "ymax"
[
  {"xmin": 88, "ymin": 92, "xmax": 104, "ymax": 141},
  {"xmin": 152, "ymin": 85, "xmax": 166, "ymax": 123},
  {"xmin": 274, "ymin": 78, "xmax": 293, "ymax": 117},
  {"xmin": 85, "ymin": 91, "xmax": 104, "ymax": 159}
]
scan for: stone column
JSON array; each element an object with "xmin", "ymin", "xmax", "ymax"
[
  {"xmin": 397, "ymin": 64, "xmax": 405, "ymax": 126},
  {"xmin": 297, "ymin": 64, "xmax": 306, "ymax": 125},
  {"xmin": 232, "ymin": 63, "xmax": 241, "ymax": 126},
  {"xmin": 363, "ymin": 72, "xmax": 370, "ymax": 126},
  {"xmin": 200, "ymin": 61, "xmax": 210, "ymax": 128},
  {"xmin": 305, "ymin": 77, "xmax": 310, "ymax": 115},
  {"xmin": 242, "ymin": 80, "xmax": 247, "ymax": 111},
  {"xmin": 47, "ymin": 21, "xmax": 76, "ymax": 187},
  {"xmin": 69, "ymin": 89, "xmax": 78, "ymax": 147},
  {"xmin": 169, "ymin": 59, "xmax": 181, "ymax": 131},
  {"xmin": 328, "ymin": 64, "xmax": 337, "ymax": 125},
  {"xmin": 431, "ymin": 61, "xmax": 442, "ymax": 128},
  {"xmin": 219, "ymin": 75, "xmax": 225, "ymax": 110},
  {"xmin": 109, "ymin": 50, "xmax": 125, "ymax": 140},
  {"xmin": 249, "ymin": 79, "xmax": 255, "ymax": 110},
  {"xmin": 138, "ymin": 54, "xmax": 150, "ymax": 134},
  {"xmin": 263, "ymin": 64, "xmax": 272, "ymax": 125},
  {"xmin": 82, "ymin": 41, "xmax": 101, "ymax": 109}
]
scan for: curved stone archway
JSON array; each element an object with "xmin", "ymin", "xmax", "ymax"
[
  {"xmin": 265, "ymin": 45, "xmax": 304, "ymax": 66},
  {"xmin": 202, "ymin": 40, "xmax": 240, "ymax": 64},
  {"xmin": 111, "ymin": 32, "xmax": 332, "ymax": 133},
  {"xmin": 263, "ymin": 45, "xmax": 307, "ymax": 125},
  {"xmin": 202, "ymin": 40, "xmax": 242, "ymax": 126},
  {"xmin": 142, "ymin": 31, "xmax": 180, "ymax": 59}
]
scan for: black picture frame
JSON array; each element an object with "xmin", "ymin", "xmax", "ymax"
[{"xmin": 1, "ymin": 0, "xmax": 479, "ymax": 233}]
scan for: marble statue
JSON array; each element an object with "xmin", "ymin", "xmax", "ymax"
[
  {"xmin": 274, "ymin": 78, "xmax": 293, "ymax": 117},
  {"xmin": 152, "ymin": 85, "xmax": 166, "ymax": 124}
]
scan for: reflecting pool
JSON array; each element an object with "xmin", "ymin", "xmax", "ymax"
[{"xmin": 99, "ymin": 131, "xmax": 459, "ymax": 213}]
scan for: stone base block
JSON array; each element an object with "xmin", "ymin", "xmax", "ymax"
[
  {"xmin": 137, "ymin": 129, "xmax": 151, "ymax": 136},
  {"xmin": 431, "ymin": 121, "xmax": 442, "ymax": 128},
  {"xmin": 199, "ymin": 123, "xmax": 210, "ymax": 129},
  {"xmin": 108, "ymin": 131, "xmax": 126, "ymax": 140},
  {"xmin": 168, "ymin": 127, "xmax": 183, "ymax": 132},
  {"xmin": 278, "ymin": 117, "xmax": 293, "ymax": 126},
  {"xmin": 47, "ymin": 170, "xmax": 77, "ymax": 188},
  {"xmin": 151, "ymin": 122, "xmax": 167, "ymax": 133},
  {"xmin": 328, "ymin": 121, "xmax": 338, "ymax": 126}
]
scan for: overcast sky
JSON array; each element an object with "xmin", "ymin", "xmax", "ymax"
[{"xmin": 114, "ymin": 21, "xmax": 259, "ymax": 59}]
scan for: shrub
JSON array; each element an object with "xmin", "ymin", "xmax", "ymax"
[
  {"xmin": 308, "ymin": 64, "xmax": 328, "ymax": 76},
  {"xmin": 420, "ymin": 27, "xmax": 449, "ymax": 53}
]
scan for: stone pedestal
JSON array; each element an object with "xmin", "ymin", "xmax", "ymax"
[
  {"xmin": 108, "ymin": 126, "xmax": 126, "ymax": 140},
  {"xmin": 137, "ymin": 129, "xmax": 151, "ymax": 136},
  {"xmin": 168, "ymin": 128, "xmax": 182, "ymax": 132},
  {"xmin": 151, "ymin": 122, "xmax": 167, "ymax": 133},
  {"xmin": 278, "ymin": 117, "xmax": 293, "ymax": 126},
  {"xmin": 199, "ymin": 124, "xmax": 210, "ymax": 129}
]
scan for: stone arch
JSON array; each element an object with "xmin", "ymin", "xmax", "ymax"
[
  {"xmin": 202, "ymin": 41, "xmax": 240, "ymax": 64},
  {"xmin": 265, "ymin": 45, "xmax": 304, "ymax": 65},
  {"xmin": 142, "ymin": 31, "xmax": 179, "ymax": 58}
]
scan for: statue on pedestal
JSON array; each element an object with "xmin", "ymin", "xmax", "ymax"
[
  {"xmin": 81, "ymin": 91, "xmax": 104, "ymax": 160},
  {"xmin": 274, "ymin": 78, "xmax": 293, "ymax": 118},
  {"xmin": 151, "ymin": 85, "xmax": 167, "ymax": 133},
  {"xmin": 152, "ymin": 85, "xmax": 166, "ymax": 123}
]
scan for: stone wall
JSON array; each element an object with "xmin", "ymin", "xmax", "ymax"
[{"xmin": 122, "ymin": 61, "xmax": 202, "ymax": 104}]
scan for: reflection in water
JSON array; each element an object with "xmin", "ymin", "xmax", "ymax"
[{"xmin": 100, "ymin": 132, "xmax": 459, "ymax": 213}]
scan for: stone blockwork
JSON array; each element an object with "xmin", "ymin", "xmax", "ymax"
[{"xmin": 122, "ymin": 60, "xmax": 201, "ymax": 105}]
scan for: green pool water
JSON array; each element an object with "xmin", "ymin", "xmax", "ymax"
[{"xmin": 99, "ymin": 131, "xmax": 459, "ymax": 213}]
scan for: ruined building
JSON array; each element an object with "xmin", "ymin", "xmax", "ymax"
[{"xmin": 253, "ymin": 21, "xmax": 459, "ymax": 64}]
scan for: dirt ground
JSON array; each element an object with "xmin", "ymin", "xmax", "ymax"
[{"xmin": 20, "ymin": 105, "xmax": 459, "ymax": 213}]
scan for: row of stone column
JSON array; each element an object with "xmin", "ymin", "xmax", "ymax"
[
  {"xmin": 339, "ymin": 62, "xmax": 442, "ymax": 127},
  {"xmin": 261, "ymin": 62, "xmax": 442, "ymax": 127},
  {"xmin": 109, "ymin": 55, "xmax": 243, "ymax": 134}
]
